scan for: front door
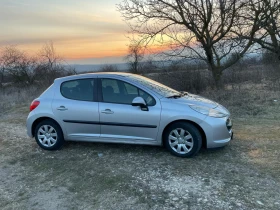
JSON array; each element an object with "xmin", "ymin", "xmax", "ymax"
[{"xmin": 98, "ymin": 78, "xmax": 161, "ymax": 141}]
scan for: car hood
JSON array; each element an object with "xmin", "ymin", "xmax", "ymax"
[{"xmin": 164, "ymin": 93, "xmax": 219, "ymax": 109}]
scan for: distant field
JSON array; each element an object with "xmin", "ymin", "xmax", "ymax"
[{"xmin": 0, "ymin": 82, "xmax": 279, "ymax": 209}]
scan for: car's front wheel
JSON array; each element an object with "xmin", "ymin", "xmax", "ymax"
[
  {"xmin": 164, "ymin": 122, "xmax": 202, "ymax": 157},
  {"xmin": 34, "ymin": 119, "xmax": 64, "ymax": 150}
]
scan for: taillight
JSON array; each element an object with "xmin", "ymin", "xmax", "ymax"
[{"xmin": 30, "ymin": 100, "xmax": 40, "ymax": 112}]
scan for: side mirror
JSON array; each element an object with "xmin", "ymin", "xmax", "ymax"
[{"xmin": 132, "ymin": 97, "xmax": 149, "ymax": 111}]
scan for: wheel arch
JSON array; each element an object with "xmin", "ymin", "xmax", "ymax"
[
  {"xmin": 162, "ymin": 119, "xmax": 207, "ymax": 148},
  {"xmin": 32, "ymin": 117, "xmax": 63, "ymax": 137}
]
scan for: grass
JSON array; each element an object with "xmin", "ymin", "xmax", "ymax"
[
  {"xmin": 0, "ymin": 114, "xmax": 280, "ymax": 209},
  {"xmin": 0, "ymin": 81, "xmax": 280, "ymax": 209},
  {"xmin": 0, "ymin": 85, "xmax": 43, "ymax": 115},
  {"xmin": 201, "ymin": 83, "xmax": 280, "ymax": 119}
]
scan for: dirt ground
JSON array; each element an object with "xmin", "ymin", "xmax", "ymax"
[{"xmin": 0, "ymin": 105, "xmax": 280, "ymax": 210}]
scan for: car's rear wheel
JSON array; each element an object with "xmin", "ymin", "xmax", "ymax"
[
  {"xmin": 35, "ymin": 120, "xmax": 64, "ymax": 150},
  {"xmin": 164, "ymin": 122, "xmax": 202, "ymax": 157}
]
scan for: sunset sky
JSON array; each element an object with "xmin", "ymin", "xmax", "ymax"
[{"xmin": 0, "ymin": 0, "xmax": 131, "ymax": 64}]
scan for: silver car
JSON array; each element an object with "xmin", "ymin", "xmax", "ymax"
[{"xmin": 26, "ymin": 73, "xmax": 233, "ymax": 157}]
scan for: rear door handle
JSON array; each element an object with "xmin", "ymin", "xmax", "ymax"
[
  {"xmin": 57, "ymin": 106, "xmax": 68, "ymax": 111},
  {"xmin": 101, "ymin": 109, "xmax": 114, "ymax": 114}
]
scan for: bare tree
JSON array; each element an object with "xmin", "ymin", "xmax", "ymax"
[
  {"xmin": 65, "ymin": 66, "xmax": 77, "ymax": 75},
  {"xmin": 0, "ymin": 46, "xmax": 38, "ymax": 86},
  {"xmin": 125, "ymin": 42, "xmax": 144, "ymax": 74},
  {"xmin": 40, "ymin": 41, "xmax": 62, "ymax": 69},
  {"xmin": 37, "ymin": 41, "xmax": 74, "ymax": 84},
  {"xmin": 141, "ymin": 57, "xmax": 159, "ymax": 73},
  {"xmin": 37, "ymin": 41, "xmax": 62, "ymax": 84},
  {"xmin": 0, "ymin": 43, "xmax": 76, "ymax": 88},
  {"xmin": 118, "ymin": 0, "xmax": 259, "ymax": 87},
  {"xmin": 99, "ymin": 64, "xmax": 119, "ymax": 72},
  {"xmin": 0, "ymin": 53, "xmax": 5, "ymax": 87},
  {"xmin": 248, "ymin": 0, "xmax": 280, "ymax": 61}
]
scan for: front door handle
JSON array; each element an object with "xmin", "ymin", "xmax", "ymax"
[
  {"xmin": 101, "ymin": 109, "xmax": 114, "ymax": 114},
  {"xmin": 57, "ymin": 106, "xmax": 68, "ymax": 111}
]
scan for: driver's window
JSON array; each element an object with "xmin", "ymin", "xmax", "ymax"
[{"xmin": 101, "ymin": 78, "xmax": 156, "ymax": 106}]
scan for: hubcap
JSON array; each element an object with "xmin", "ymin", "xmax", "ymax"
[
  {"xmin": 168, "ymin": 128, "xmax": 194, "ymax": 154},
  {"xmin": 37, "ymin": 125, "xmax": 57, "ymax": 147}
]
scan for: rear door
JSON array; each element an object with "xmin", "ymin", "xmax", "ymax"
[
  {"xmin": 98, "ymin": 77, "xmax": 161, "ymax": 142},
  {"xmin": 52, "ymin": 78, "xmax": 100, "ymax": 141}
]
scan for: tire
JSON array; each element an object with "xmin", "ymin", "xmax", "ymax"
[
  {"xmin": 164, "ymin": 122, "xmax": 202, "ymax": 158},
  {"xmin": 34, "ymin": 119, "xmax": 64, "ymax": 150}
]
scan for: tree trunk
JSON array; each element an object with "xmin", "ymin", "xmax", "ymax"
[
  {"xmin": 0, "ymin": 68, "xmax": 4, "ymax": 88},
  {"xmin": 210, "ymin": 66, "xmax": 223, "ymax": 89},
  {"xmin": 205, "ymin": 48, "xmax": 224, "ymax": 89}
]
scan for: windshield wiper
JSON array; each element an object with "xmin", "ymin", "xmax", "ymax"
[
  {"xmin": 180, "ymin": 91, "xmax": 189, "ymax": 96},
  {"xmin": 166, "ymin": 91, "xmax": 188, "ymax": 99},
  {"xmin": 166, "ymin": 94, "xmax": 183, "ymax": 98}
]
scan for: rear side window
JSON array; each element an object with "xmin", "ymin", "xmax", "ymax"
[{"xmin": 61, "ymin": 79, "xmax": 94, "ymax": 101}]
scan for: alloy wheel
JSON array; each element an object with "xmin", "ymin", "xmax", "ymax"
[
  {"xmin": 37, "ymin": 125, "xmax": 58, "ymax": 147},
  {"xmin": 168, "ymin": 128, "xmax": 194, "ymax": 154}
]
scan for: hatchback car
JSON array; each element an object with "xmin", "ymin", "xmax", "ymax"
[{"xmin": 26, "ymin": 72, "xmax": 233, "ymax": 157}]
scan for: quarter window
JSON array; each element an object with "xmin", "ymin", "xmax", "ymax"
[
  {"xmin": 124, "ymin": 82, "xmax": 138, "ymax": 95},
  {"xmin": 61, "ymin": 79, "xmax": 94, "ymax": 101}
]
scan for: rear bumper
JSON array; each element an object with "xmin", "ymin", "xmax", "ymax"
[{"xmin": 26, "ymin": 112, "xmax": 35, "ymax": 138}]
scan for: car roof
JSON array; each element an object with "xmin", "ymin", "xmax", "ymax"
[
  {"xmin": 54, "ymin": 72, "xmax": 165, "ymax": 99},
  {"xmin": 54, "ymin": 72, "xmax": 134, "ymax": 82}
]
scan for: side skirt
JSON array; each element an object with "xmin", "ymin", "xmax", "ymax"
[{"xmin": 65, "ymin": 136, "xmax": 161, "ymax": 146}]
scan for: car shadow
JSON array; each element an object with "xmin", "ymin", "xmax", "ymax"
[{"xmin": 63, "ymin": 140, "xmax": 229, "ymax": 159}]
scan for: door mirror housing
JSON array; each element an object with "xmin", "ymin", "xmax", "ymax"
[{"xmin": 132, "ymin": 97, "xmax": 149, "ymax": 111}]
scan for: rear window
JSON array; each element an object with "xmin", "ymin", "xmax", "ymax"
[{"xmin": 60, "ymin": 79, "xmax": 94, "ymax": 101}]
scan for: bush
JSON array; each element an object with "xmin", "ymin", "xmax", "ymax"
[
  {"xmin": 0, "ymin": 85, "xmax": 44, "ymax": 114},
  {"xmin": 0, "ymin": 44, "xmax": 76, "ymax": 88}
]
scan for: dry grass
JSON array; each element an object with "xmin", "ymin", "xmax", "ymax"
[
  {"xmin": 0, "ymin": 110, "xmax": 280, "ymax": 209},
  {"xmin": 0, "ymin": 82, "xmax": 280, "ymax": 209},
  {"xmin": 0, "ymin": 86, "xmax": 43, "ymax": 114},
  {"xmin": 201, "ymin": 83, "xmax": 280, "ymax": 119}
]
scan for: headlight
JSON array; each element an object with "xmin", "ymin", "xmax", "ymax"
[{"xmin": 189, "ymin": 105, "xmax": 228, "ymax": 118}]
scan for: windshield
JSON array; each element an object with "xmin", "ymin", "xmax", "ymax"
[{"xmin": 126, "ymin": 74, "xmax": 180, "ymax": 97}]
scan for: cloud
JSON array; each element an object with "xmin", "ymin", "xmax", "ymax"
[
  {"xmin": 0, "ymin": 0, "xmax": 131, "ymax": 63},
  {"xmin": 0, "ymin": 0, "xmax": 128, "ymax": 45}
]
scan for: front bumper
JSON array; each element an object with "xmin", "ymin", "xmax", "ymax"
[
  {"xmin": 199, "ymin": 116, "xmax": 233, "ymax": 148},
  {"xmin": 212, "ymin": 129, "xmax": 233, "ymax": 147}
]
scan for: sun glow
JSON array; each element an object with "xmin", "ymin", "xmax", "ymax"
[{"xmin": 0, "ymin": 0, "xmax": 133, "ymax": 64}]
